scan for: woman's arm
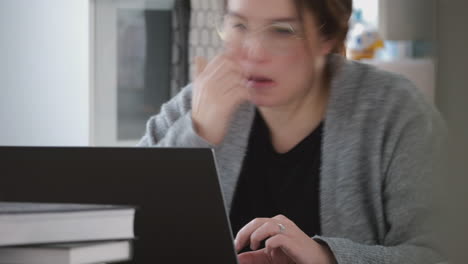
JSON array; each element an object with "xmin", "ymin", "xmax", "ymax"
[
  {"xmin": 138, "ymin": 84, "xmax": 215, "ymax": 148},
  {"xmin": 139, "ymin": 54, "xmax": 249, "ymax": 148}
]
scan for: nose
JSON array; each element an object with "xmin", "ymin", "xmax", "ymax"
[{"xmin": 241, "ymin": 36, "xmax": 269, "ymax": 63}]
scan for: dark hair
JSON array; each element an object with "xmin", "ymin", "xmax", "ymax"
[{"xmin": 293, "ymin": 0, "xmax": 352, "ymax": 55}]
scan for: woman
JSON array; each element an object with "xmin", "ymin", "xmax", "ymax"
[{"xmin": 139, "ymin": 0, "xmax": 445, "ymax": 263}]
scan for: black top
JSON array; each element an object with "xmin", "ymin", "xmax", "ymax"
[{"xmin": 230, "ymin": 110, "xmax": 323, "ymax": 242}]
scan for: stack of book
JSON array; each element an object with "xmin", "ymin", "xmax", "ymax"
[{"xmin": 0, "ymin": 202, "xmax": 135, "ymax": 264}]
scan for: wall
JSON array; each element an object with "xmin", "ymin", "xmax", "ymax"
[
  {"xmin": 92, "ymin": 0, "xmax": 175, "ymax": 146},
  {"xmin": 353, "ymin": 0, "xmax": 379, "ymax": 26},
  {"xmin": 435, "ymin": 0, "xmax": 468, "ymax": 263},
  {"xmin": 0, "ymin": 0, "xmax": 90, "ymax": 146}
]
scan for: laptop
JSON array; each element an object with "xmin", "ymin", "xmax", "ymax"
[{"xmin": 0, "ymin": 147, "xmax": 239, "ymax": 264}]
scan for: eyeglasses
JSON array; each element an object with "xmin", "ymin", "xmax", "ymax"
[{"xmin": 214, "ymin": 15, "xmax": 305, "ymax": 56}]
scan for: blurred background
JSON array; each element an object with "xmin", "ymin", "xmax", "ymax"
[
  {"xmin": 0, "ymin": 0, "xmax": 467, "ymax": 262},
  {"xmin": 0, "ymin": 0, "xmax": 453, "ymax": 147}
]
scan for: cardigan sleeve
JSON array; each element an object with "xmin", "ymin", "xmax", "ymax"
[
  {"xmin": 314, "ymin": 77, "xmax": 447, "ymax": 264},
  {"xmin": 137, "ymin": 84, "xmax": 215, "ymax": 149}
]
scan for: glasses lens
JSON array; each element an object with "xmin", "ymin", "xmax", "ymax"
[
  {"xmin": 219, "ymin": 16, "xmax": 246, "ymax": 42},
  {"xmin": 264, "ymin": 23, "xmax": 300, "ymax": 52},
  {"xmin": 214, "ymin": 16, "xmax": 302, "ymax": 55}
]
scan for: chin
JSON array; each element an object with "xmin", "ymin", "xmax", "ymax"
[
  {"xmin": 247, "ymin": 84, "xmax": 294, "ymax": 108},
  {"xmin": 247, "ymin": 94, "xmax": 282, "ymax": 108}
]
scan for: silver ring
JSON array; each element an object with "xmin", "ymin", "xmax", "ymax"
[{"xmin": 278, "ymin": 223, "xmax": 286, "ymax": 233}]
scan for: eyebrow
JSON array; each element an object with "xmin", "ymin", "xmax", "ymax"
[{"xmin": 227, "ymin": 11, "xmax": 300, "ymax": 24}]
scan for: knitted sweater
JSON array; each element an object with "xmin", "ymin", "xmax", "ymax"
[{"xmin": 139, "ymin": 55, "xmax": 445, "ymax": 263}]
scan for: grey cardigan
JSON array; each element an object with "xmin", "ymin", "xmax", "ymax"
[{"xmin": 139, "ymin": 55, "xmax": 445, "ymax": 263}]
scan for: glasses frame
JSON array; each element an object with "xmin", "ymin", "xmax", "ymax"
[{"xmin": 213, "ymin": 15, "xmax": 326, "ymax": 55}]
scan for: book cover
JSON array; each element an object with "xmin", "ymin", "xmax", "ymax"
[
  {"xmin": 0, "ymin": 240, "xmax": 132, "ymax": 264},
  {"xmin": 0, "ymin": 202, "xmax": 135, "ymax": 247}
]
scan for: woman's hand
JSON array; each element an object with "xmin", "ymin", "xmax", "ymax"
[
  {"xmin": 235, "ymin": 215, "xmax": 336, "ymax": 264},
  {"xmin": 191, "ymin": 54, "xmax": 249, "ymax": 145}
]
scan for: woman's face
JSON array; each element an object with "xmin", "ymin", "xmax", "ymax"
[{"xmin": 226, "ymin": 0, "xmax": 333, "ymax": 107}]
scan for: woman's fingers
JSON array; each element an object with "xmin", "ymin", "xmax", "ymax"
[
  {"xmin": 209, "ymin": 64, "xmax": 248, "ymax": 104},
  {"xmin": 272, "ymin": 214, "xmax": 289, "ymax": 222},
  {"xmin": 235, "ymin": 216, "xmax": 288, "ymax": 252},
  {"xmin": 193, "ymin": 55, "xmax": 242, "ymax": 105},
  {"xmin": 193, "ymin": 56, "xmax": 208, "ymax": 116},
  {"xmin": 207, "ymin": 58, "xmax": 245, "ymax": 84},
  {"xmin": 235, "ymin": 218, "xmax": 269, "ymax": 252},
  {"xmin": 190, "ymin": 51, "xmax": 248, "ymax": 145},
  {"xmin": 250, "ymin": 221, "xmax": 283, "ymax": 251},
  {"xmin": 237, "ymin": 249, "xmax": 272, "ymax": 264},
  {"xmin": 236, "ymin": 215, "xmax": 332, "ymax": 264},
  {"xmin": 235, "ymin": 215, "xmax": 296, "ymax": 254},
  {"xmin": 194, "ymin": 56, "xmax": 208, "ymax": 78},
  {"xmin": 200, "ymin": 53, "xmax": 225, "ymax": 75},
  {"xmin": 196, "ymin": 54, "xmax": 246, "ymax": 97},
  {"xmin": 247, "ymin": 215, "xmax": 292, "ymax": 251},
  {"xmin": 202, "ymin": 52, "xmax": 242, "ymax": 79},
  {"xmin": 264, "ymin": 233, "xmax": 296, "ymax": 261}
]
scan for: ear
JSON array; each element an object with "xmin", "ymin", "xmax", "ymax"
[{"xmin": 319, "ymin": 36, "xmax": 338, "ymax": 56}]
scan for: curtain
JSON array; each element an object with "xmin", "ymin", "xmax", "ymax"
[
  {"xmin": 188, "ymin": 0, "xmax": 224, "ymax": 82},
  {"xmin": 171, "ymin": 0, "xmax": 191, "ymax": 96}
]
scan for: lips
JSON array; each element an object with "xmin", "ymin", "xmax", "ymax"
[
  {"xmin": 248, "ymin": 75, "xmax": 273, "ymax": 83},
  {"xmin": 246, "ymin": 74, "xmax": 276, "ymax": 89}
]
